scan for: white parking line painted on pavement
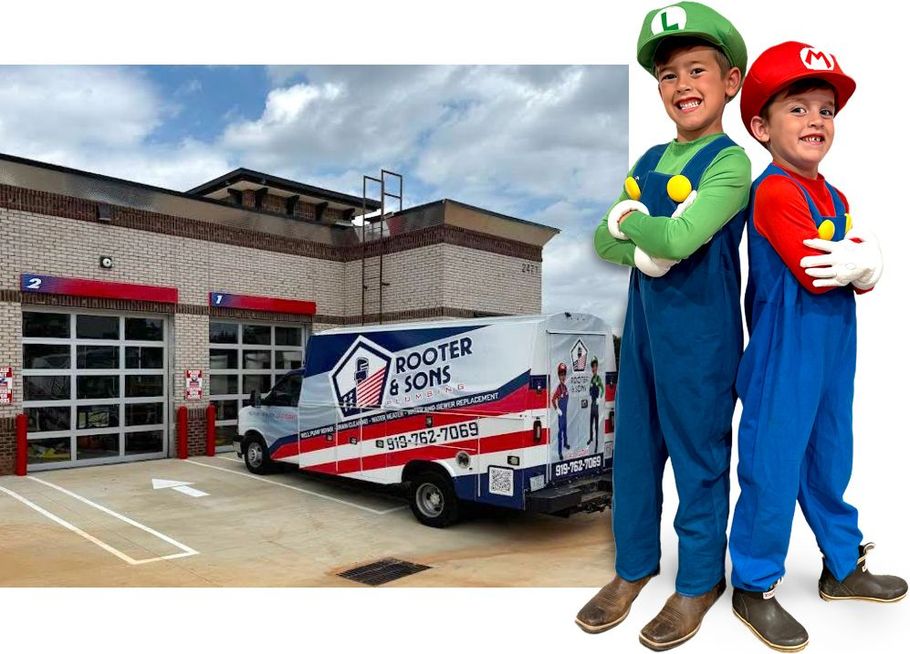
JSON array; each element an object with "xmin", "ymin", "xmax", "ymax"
[
  {"xmin": 184, "ymin": 459, "xmax": 408, "ymax": 515},
  {"xmin": 0, "ymin": 482, "xmax": 198, "ymax": 566}
]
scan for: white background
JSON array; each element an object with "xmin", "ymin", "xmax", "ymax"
[{"xmin": 1, "ymin": 1, "xmax": 907, "ymax": 653}]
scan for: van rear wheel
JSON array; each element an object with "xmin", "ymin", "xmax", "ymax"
[{"xmin": 409, "ymin": 470, "xmax": 459, "ymax": 528}]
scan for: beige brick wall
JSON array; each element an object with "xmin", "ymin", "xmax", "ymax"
[
  {"xmin": 2, "ymin": 208, "xmax": 544, "ymax": 322},
  {"xmin": 173, "ymin": 313, "xmax": 209, "ymax": 407},
  {"xmin": 443, "ymin": 244, "xmax": 542, "ymax": 314},
  {"xmin": 0, "ymin": 301, "xmax": 23, "ymax": 419},
  {"xmin": 1, "ymin": 209, "xmax": 343, "ymax": 311},
  {"xmin": 346, "ymin": 245, "xmax": 447, "ymax": 318}
]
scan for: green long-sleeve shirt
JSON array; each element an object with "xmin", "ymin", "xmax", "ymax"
[{"xmin": 594, "ymin": 133, "xmax": 751, "ymax": 266}]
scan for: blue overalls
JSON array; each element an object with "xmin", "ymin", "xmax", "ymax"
[
  {"xmin": 556, "ymin": 384, "xmax": 569, "ymax": 458},
  {"xmin": 730, "ymin": 164, "xmax": 863, "ymax": 591},
  {"xmin": 612, "ymin": 135, "xmax": 745, "ymax": 596},
  {"xmin": 589, "ymin": 375, "xmax": 601, "ymax": 450}
]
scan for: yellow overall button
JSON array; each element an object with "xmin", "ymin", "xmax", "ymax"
[
  {"xmin": 667, "ymin": 175, "xmax": 692, "ymax": 203},
  {"xmin": 818, "ymin": 219, "xmax": 835, "ymax": 240},
  {"xmin": 624, "ymin": 177, "xmax": 642, "ymax": 201}
]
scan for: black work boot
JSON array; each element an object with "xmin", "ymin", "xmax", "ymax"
[
  {"xmin": 819, "ymin": 543, "xmax": 908, "ymax": 602},
  {"xmin": 732, "ymin": 587, "xmax": 809, "ymax": 652}
]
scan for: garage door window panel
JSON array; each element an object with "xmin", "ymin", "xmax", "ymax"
[
  {"xmin": 77, "ymin": 375, "xmax": 120, "ymax": 400},
  {"xmin": 126, "ymin": 430, "xmax": 164, "ymax": 455},
  {"xmin": 23, "ymin": 312, "xmax": 70, "ymax": 339},
  {"xmin": 243, "ymin": 350, "xmax": 271, "ymax": 369},
  {"xmin": 76, "ymin": 404, "xmax": 119, "ymax": 430},
  {"xmin": 125, "ymin": 402, "xmax": 164, "ymax": 426},
  {"xmin": 210, "ymin": 375, "xmax": 238, "ymax": 396},
  {"xmin": 23, "ymin": 344, "xmax": 71, "ymax": 369},
  {"xmin": 23, "ymin": 376, "xmax": 71, "ymax": 402},
  {"xmin": 28, "ymin": 437, "xmax": 71, "ymax": 464},
  {"xmin": 242, "ymin": 325, "xmax": 271, "ymax": 345},
  {"xmin": 210, "ymin": 322, "xmax": 238, "ymax": 344},
  {"xmin": 125, "ymin": 347, "xmax": 164, "ymax": 369},
  {"xmin": 26, "ymin": 406, "xmax": 71, "ymax": 433},
  {"xmin": 126, "ymin": 375, "xmax": 164, "ymax": 398},
  {"xmin": 77, "ymin": 345, "xmax": 119, "ymax": 369},
  {"xmin": 76, "ymin": 315, "xmax": 119, "ymax": 340},
  {"xmin": 125, "ymin": 318, "xmax": 163, "ymax": 341},
  {"xmin": 76, "ymin": 434, "xmax": 120, "ymax": 460}
]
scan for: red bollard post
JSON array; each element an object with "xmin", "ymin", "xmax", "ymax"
[
  {"xmin": 15, "ymin": 413, "xmax": 28, "ymax": 476},
  {"xmin": 205, "ymin": 403, "xmax": 216, "ymax": 457},
  {"xmin": 177, "ymin": 405, "xmax": 188, "ymax": 459}
]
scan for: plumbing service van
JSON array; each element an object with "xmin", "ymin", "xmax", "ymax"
[{"xmin": 235, "ymin": 313, "xmax": 616, "ymax": 527}]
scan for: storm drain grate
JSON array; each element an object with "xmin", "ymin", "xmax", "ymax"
[{"xmin": 338, "ymin": 558, "xmax": 431, "ymax": 586}]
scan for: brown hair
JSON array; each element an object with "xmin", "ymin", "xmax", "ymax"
[
  {"xmin": 653, "ymin": 36, "xmax": 733, "ymax": 76},
  {"xmin": 759, "ymin": 78, "xmax": 838, "ymax": 122}
]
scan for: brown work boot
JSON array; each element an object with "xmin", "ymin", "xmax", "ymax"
[
  {"xmin": 819, "ymin": 543, "xmax": 908, "ymax": 602},
  {"xmin": 575, "ymin": 574, "xmax": 653, "ymax": 634},
  {"xmin": 638, "ymin": 578, "xmax": 726, "ymax": 651}
]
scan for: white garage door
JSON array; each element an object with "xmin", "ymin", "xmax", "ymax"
[
  {"xmin": 208, "ymin": 320, "xmax": 308, "ymax": 449},
  {"xmin": 22, "ymin": 309, "xmax": 169, "ymax": 470}
]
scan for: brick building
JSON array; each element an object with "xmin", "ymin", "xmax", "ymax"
[{"xmin": 0, "ymin": 153, "xmax": 557, "ymax": 474}]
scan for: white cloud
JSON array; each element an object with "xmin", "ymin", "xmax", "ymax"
[
  {"xmin": 218, "ymin": 66, "xmax": 628, "ymax": 211},
  {"xmin": 0, "ymin": 66, "xmax": 223, "ymax": 191},
  {"xmin": 0, "ymin": 67, "xmax": 162, "ymax": 153}
]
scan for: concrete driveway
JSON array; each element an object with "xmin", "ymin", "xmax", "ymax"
[{"xmin": 0, "ymin": 455, "xmax": 615, "ymax": 587}]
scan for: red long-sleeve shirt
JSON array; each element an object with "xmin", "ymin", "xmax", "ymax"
[{"xmin": 753, "ymin": 168, "xmax": 852, "ymax": 295}]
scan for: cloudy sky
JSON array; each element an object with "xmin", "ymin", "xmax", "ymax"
[{"xmin": 0, "ymin": 65, "xmax": 631, "ymax": 331}]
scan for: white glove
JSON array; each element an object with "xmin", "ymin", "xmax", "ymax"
[
  {"xmin": 634, "ymin": 246, "xmax": 678, "ymax": 277},
  {"xmin": 607, "ymin": 199, "xmax": 650, "ymax": 240},
  {"xmin": 556, "ymin": 408, "xmax": 563, "ymax": 417},
  {"xmin": 801, "ymin": 236, "xmax": 883, "ymax": 288},
  {"xmin": 671, "ymin": 190, "xmax": 698, "ymax": 218},
  {"xmin": 844, "ymin": 227, "xmax": 884, "ymax": 290}
]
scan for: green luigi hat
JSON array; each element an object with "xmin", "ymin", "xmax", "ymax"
[{"xmin": 637, "ymin": 2, "xmax": 747, "ymax": 78}]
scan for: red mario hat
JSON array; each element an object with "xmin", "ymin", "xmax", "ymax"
[{"xmin": 740, "ymin": 41, "xmax": 856, "ymax": 136}]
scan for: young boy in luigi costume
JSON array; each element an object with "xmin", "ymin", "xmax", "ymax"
[
  {"xmin": 578, "ymin": 2, "xmax": 750, "ymax": 650},
  {"xmin": 730, "ymin": 41, "xmax": 906, "ymax": 652}
]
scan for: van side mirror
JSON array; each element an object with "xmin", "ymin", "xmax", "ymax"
[{"xmin": 250, "ymin": 389, "xmax": 261, "ymax": 408}]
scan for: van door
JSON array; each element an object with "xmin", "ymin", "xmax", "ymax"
[
  {"xmin": 257, "ymin": 371, "xmax": 303, "ymax": 463},
  {"xmin": 546, "ymin": 331, "xmax": 611, "ymax": 484}
]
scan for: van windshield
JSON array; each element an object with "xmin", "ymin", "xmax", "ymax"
[{"xmin": 265, "ymin": 374, "xmax": 302, "ymax": 407}]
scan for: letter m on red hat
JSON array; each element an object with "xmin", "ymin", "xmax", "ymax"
[{"xmin": 800, "ymin": 47, "xmax": 836, "ymax": 71}]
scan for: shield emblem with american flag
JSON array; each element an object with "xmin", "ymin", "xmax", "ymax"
[
  {"xmin": 572, "ymin": 339, "xmax": 589, "ymax": 372},
  {"xmin": 331, "ymin": 337, "xmax": 393, "ymax": 418}
]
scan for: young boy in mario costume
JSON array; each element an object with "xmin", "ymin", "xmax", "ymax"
[
  {"xmin": 730, "ymin": 42, "xmax": 906, "ymax": 651},
  {"xmin": 577, "ymin": 2, "xmax": 750, "ymax": 650}
]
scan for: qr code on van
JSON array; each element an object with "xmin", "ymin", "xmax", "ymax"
[{"xmin": 488, "ymin": 466, "xmax": 514, "ymax": 496}]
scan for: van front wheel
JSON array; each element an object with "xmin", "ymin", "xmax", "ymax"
[
  {"xmin": 244, "ymin": 436, "xmax": 272, "ymax": 475},
  {"xmin": 409, "ymin": 471, "xmax": 459, "ymax": 528}
]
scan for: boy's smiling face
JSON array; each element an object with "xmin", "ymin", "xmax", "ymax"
[
  {"xmin": 657, "ymin": 44, "xmax": 741, "ymax": 142},
  {"xmin": 751, "ymin": 87, "xmax": 836, "ymax": 179}
]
